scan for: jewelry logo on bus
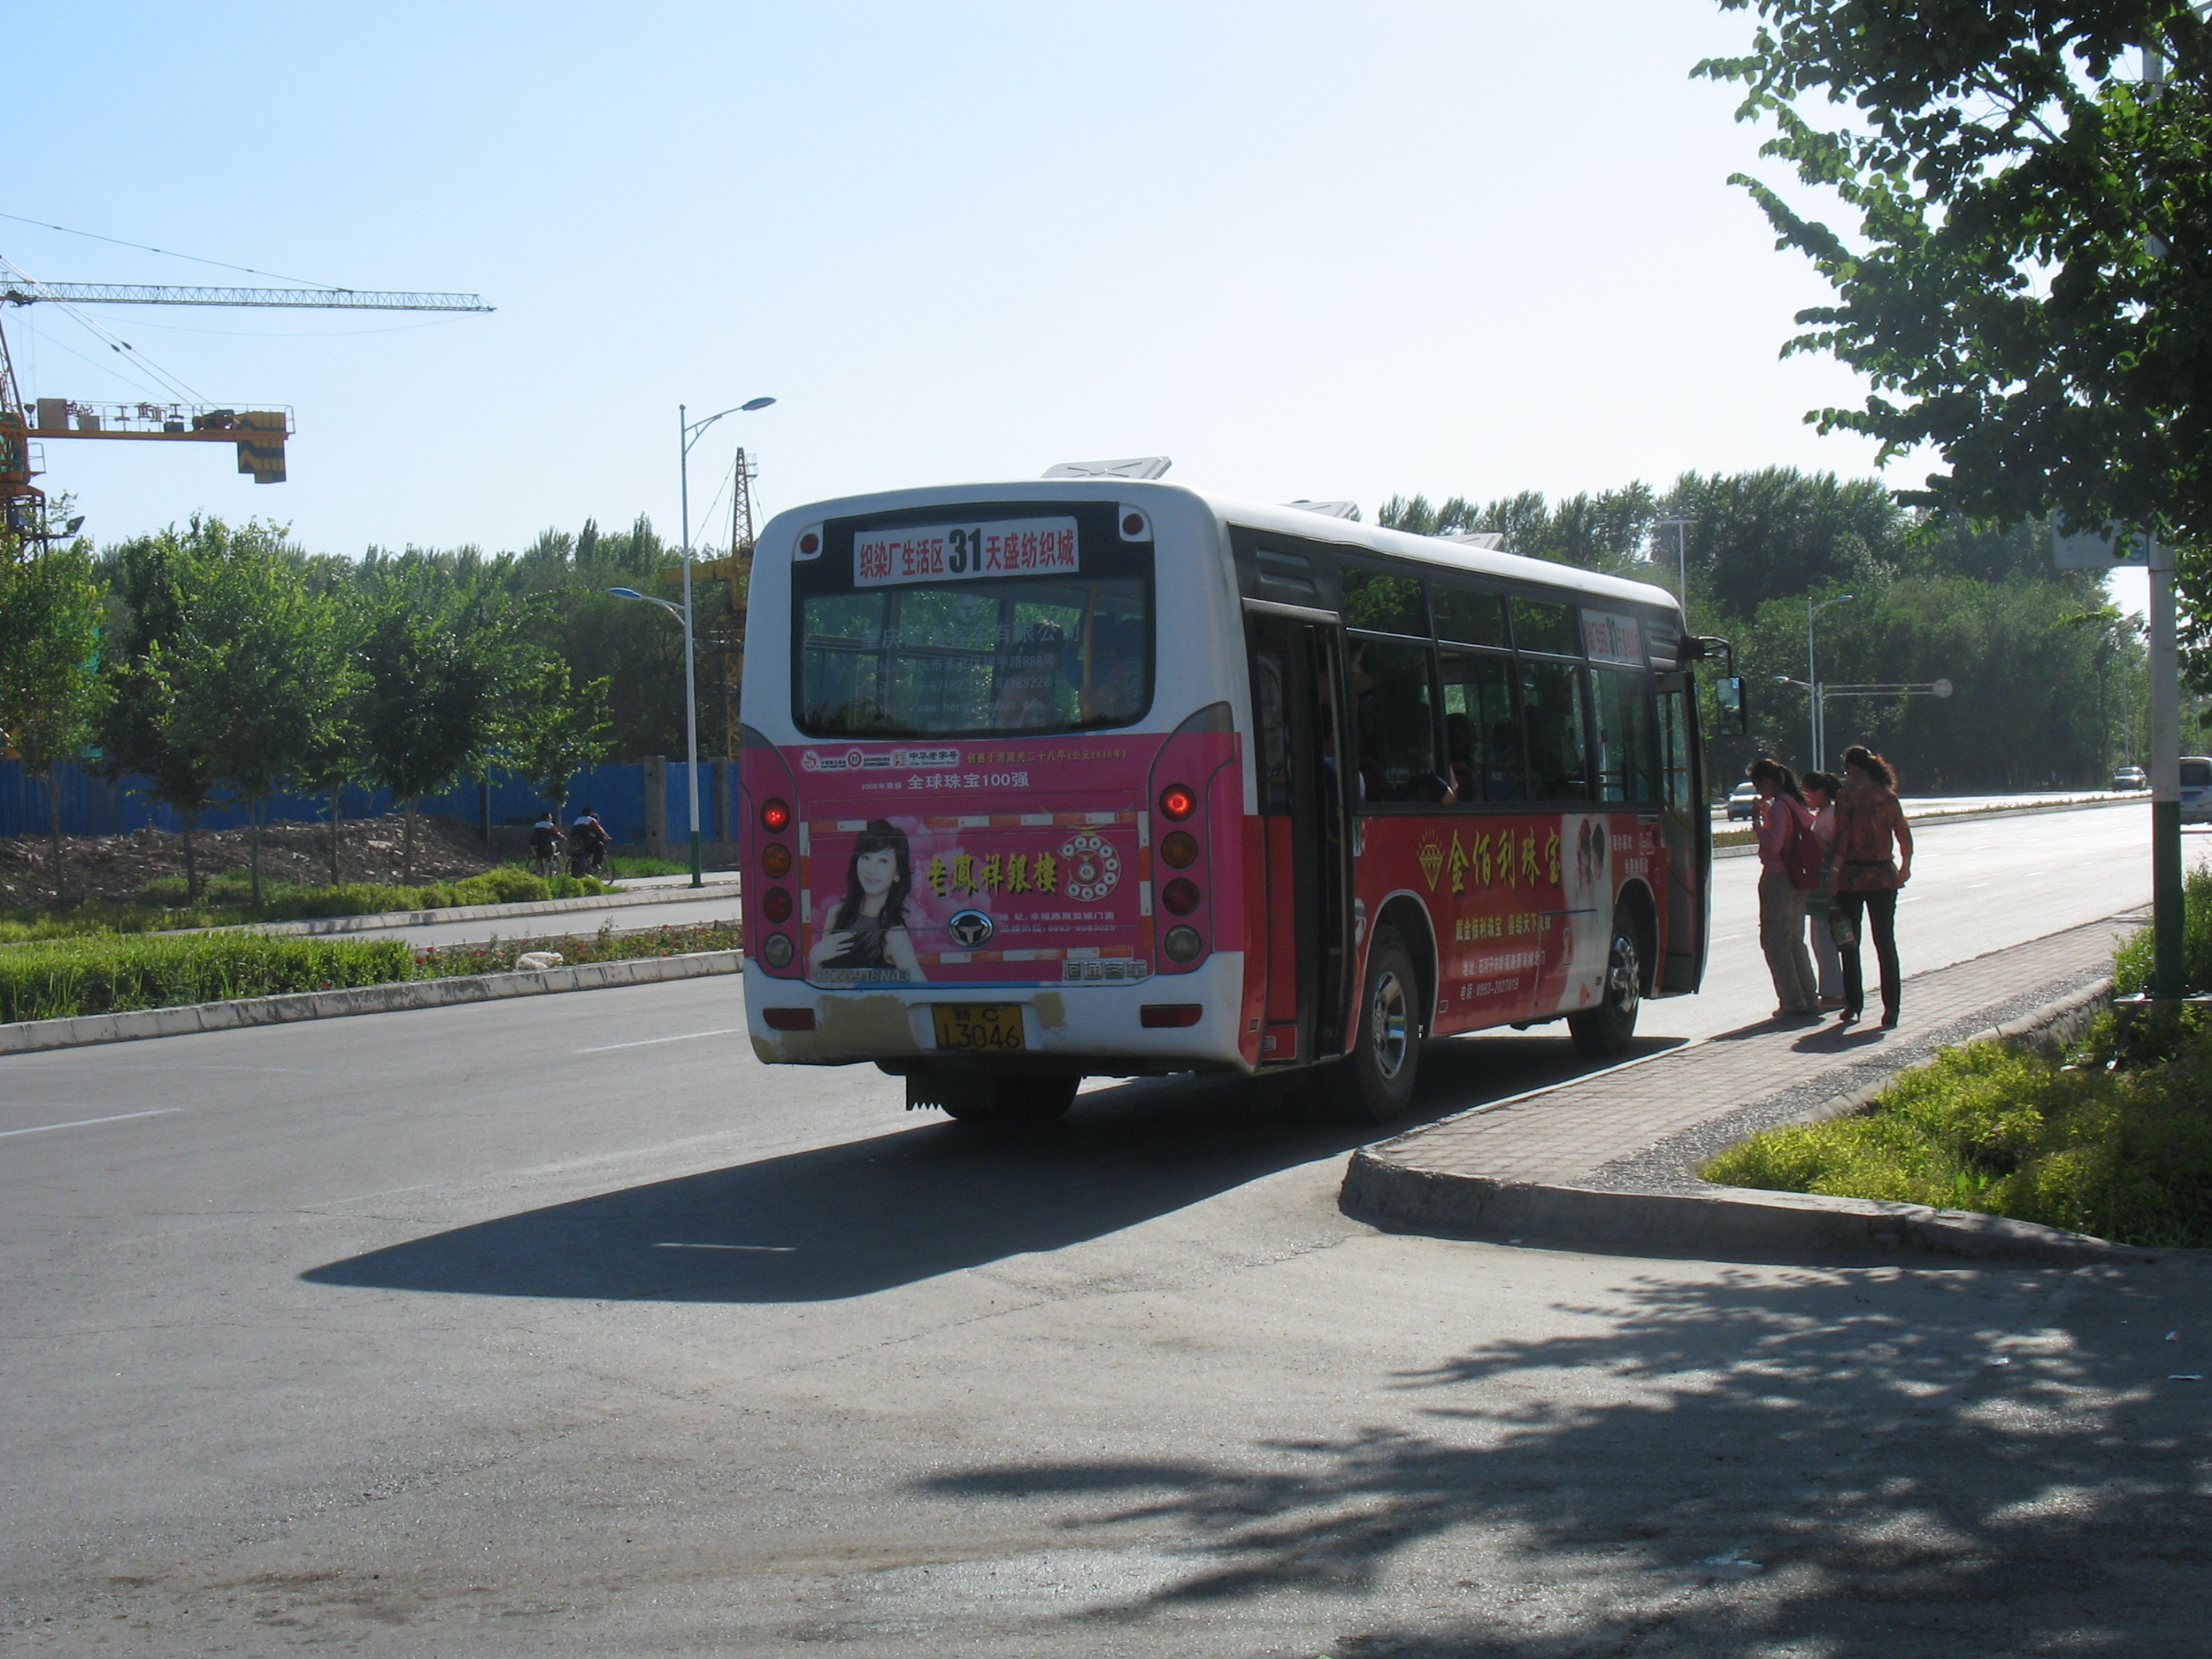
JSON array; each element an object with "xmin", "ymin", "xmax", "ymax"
[{"xmin": 1060, "ymin": 832, "xmax": 1121, "ymax": 902}]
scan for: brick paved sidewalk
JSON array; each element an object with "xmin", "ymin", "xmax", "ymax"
[{"xmin": 1341, "ymin": 910, "xmax": 2148, "ymax": 1260}]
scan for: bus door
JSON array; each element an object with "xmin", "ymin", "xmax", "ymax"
[
  {"xmin": 1655, "ymin": 669, "xmax": 1709, "ymax": 993},
  {"xmin": 1246, "ymin": 606, "xmax": 1352, "ymax": 1064}
]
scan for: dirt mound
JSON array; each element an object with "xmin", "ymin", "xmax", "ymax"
[{"xmin": 0, "ymin": 815, "xmax": 499, "ymax": 909}]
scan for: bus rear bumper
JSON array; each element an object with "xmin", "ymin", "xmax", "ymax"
[{"xmin": 743, "ymin": 955, "xmax": 1250, "ymax": 1074}]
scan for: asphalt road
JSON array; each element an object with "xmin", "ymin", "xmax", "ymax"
[{"xmin": 4, "ymin": 806, "xmax": 2208, "ymax": 1656}]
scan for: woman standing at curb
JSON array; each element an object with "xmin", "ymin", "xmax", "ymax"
[
  {"xmin": 1802, "ymin": 770, "xmax": 1846, "ymax": 1010},
  {"xmin": 1749, "ymin": 758, "xmax": 1820, "ymax": 1019},
  {"xmin": 1831, "ymin": 745, "xmax": 1913, "ymax": 1027}
]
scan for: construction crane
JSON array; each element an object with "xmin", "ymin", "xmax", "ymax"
[{"xmin": 0, "ymin": 274, "xmax": 491, "ymax": 539}]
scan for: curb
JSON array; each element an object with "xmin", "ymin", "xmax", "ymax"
[
  {"xmin": 181, "ymin": 882, "xmax": 742, "ymax": 938},
  {"xmin": 1341, "ymin": 975, "xmax": 2154, "ymax": 1265},
  {"xmin": 0, "ymin": 949, "xmax": 743, "ymax": 1057}
]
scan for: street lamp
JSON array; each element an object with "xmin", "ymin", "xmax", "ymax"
[
  {"xmin": 669, "ymin": 396, "xmax": 776, "ymax": 888},
  {"xmin": 1653, "ymin": 516, "xmax": 1695, "ymax": 616},
  {"xmin": 1807, "ymin": 594, "xmax": 1854, "ymax": 768}
]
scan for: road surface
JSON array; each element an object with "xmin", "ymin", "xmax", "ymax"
[{"xmin": 3, "ymin": 806, "xmax": 2206, "ymax": 1656}]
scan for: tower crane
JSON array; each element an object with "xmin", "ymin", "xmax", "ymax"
[{"xmin": 0, "ymin": 275, "xmax": 491, "ymax": 538}]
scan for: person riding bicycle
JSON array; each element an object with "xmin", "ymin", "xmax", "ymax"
[
  {"xmin": 528, "ymin": 812, "xmax": 564, "ymax": 867},
  {"xmin": 568, "ymin": 806, "xmax": 611, "ymax": 875}
]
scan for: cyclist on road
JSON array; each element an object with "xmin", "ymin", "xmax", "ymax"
[
  {"xmin": 528, "ymin": 812, "xmax": 564, "ymax": 870},
  {"xmin": 568, "ymin": 806, "xmax": 611, "ymax": 876}
]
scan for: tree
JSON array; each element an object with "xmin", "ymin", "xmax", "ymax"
[
  {"xmin": 0, "ymin": 541, "xmax": 107, "ymax": 904},
  {"xmin": 150, "ymin": 534, "xmax": 350, "ymax": 906},
  {"xmin": 354, "ymin": 555, "xmax": 524, "ymax": 881},
  {"xmin": 1697, "ymin": 4, "xmax": 2212, "ymax": 559},
  {"xmin": 499, "ymin": 655, "xmax": 615, "ymax": 817}
]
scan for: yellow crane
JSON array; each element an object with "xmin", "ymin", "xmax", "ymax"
[{"xmin": 0, "ymin": 275, "xmax": 490, "ymax": 539}]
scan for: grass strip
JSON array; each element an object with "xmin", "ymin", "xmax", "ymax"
[
  {"xmin": 410, "ymin": 919, "xmax": 739, "ymax": 977},
  {"xmin": 0, "ymin": 932, "xmax": 416, "ymax": 1023}
]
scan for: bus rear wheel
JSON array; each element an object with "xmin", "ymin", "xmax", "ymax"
[
  {"xmin": 911, "ymin": 1070, "xmax": 1079, "ymax": 1127},
  {"xmin": 1568, "ymin": 911, "xmax": 1642, "ymax": 1057},
  {"xmin": 1320, "ymin": 925, "xmax": 1420, "ymax": 1125}
]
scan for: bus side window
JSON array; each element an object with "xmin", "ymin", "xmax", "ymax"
[
  {"xmin": 1439, "ymin": 649, "xmax": 1526, "ymax": 803},
  {"xmin": 1348, "ymin": 635, "xmax": 1444, "ymax": 804},
  {"xmin": 1254, "ymin": 646, "xmax": 1292, "ymax": 814},
  {"xmin": 1658, "ymin": 684, "xmax": 1693, "ymax": 809},
  {"xmin": 1592, "ymin": 667, "xmax": 1660, "ymax": 803},
  {"xmin": 1522, "ymin": 659, "xmax": 1592, "ymax": 801}
]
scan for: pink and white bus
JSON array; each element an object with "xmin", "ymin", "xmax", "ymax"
[{"xmin": 740, "ymin": 479, "xmax": 1728, "ymax": 1124}]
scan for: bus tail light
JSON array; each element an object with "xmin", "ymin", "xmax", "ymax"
[
  {"xmin": 1157, "ymin": 783, "xmax": 1196, "ymax": 820},
  {"xmin": 1159, "ymin": 830, "xmax": 1198, "ymax": 868},
  {"xmin": 761, "ymin": 888, "xmax": 793, "ymax": 923},
  {"xmin": 760, "ymin": 797, "xmax": 792, "ymax": 834},
  {"xmin": 761, "ymin": 934, "xmax": 795, "ymax": 969},
  {"xmin": 763, "ymin": 1007, "xmax": 816, "ymax": 1031},
  {"xmin": 1161, "ymin": 877, "xmax": 1200, "ymax": 916},
  {"xmin": 1162, "ymin": 925, "xmax": 1203, "ymax": 963},
  {"xmin": 761, "ymin": 841, "xmax": 792, "ymax": 878},
  {"xmin": 1140, "ymin": 1004, "xmax": 1202, "ymax": 1027}
]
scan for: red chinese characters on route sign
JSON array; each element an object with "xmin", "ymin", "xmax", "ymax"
[{"xmin": 853, "ymin": 516, "xmax": 1080, "ymax": 586}]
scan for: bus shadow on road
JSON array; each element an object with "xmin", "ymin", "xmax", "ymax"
[{"xmin": 300, "ymin": 1032, "xmax": 1682, "ymax": 1306}]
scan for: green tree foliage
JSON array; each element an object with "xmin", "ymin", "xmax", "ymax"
[
  {"xmin": 95, "ymin": 520, "xmax": 282, "ymax": 898},
  {"xmin": 0, "ymin": 539, "xmax": 108, "ymax": 902},
  {"xmin": 146, "ymin": 532, "xmax": 352, "ymax": 905},
  {"xmin": 1697, "ymin": 3, "xmax": 2212, "ymax": 620},
  {"xmin": 353, "ymin": 553, "xmax": 525, "ymax": 881},
  {"xmin": 499, "ymin": 655, "xmax": 615, "ymax": 814}
]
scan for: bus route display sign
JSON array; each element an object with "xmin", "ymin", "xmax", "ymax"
[{"xmin": 854, "ymin": 516, "xmax": 1079, "ymax": 586}]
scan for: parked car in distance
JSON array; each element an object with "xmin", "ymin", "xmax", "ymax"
[
  {"xmin": 2182, "ymin": 758, "xmax": 2212, "ymax": 824},
  {"xmin": 1725, "ymin": 781, "xmax": 1760, "ymax": 821},
  {"xmin": 2112, "ymin": 765, "xmax": 2147, "ymax": 791}
]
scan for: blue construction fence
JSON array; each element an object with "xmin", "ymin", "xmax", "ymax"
[{"xmin": 0, "ymin": 756, "xmax": 741, "ymax": 850}]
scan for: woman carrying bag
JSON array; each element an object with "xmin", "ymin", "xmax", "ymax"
[
  {"xmin": 1749, "ymin": 758, "xmax": 1821, "ymax": 1019},
  {"xmin": 1829, "ymin": 746, "xmax": 1913, "ymax": 1027}
]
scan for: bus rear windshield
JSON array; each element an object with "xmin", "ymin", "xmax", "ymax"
[{"xmin": 798, "ymin": 575, "xmax": 1151, "ymax": 737}]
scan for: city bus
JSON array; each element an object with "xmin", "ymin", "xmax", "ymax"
[{"xmin": 739, "ymin": 478, "xmax": 1729, "ymax": 1125}]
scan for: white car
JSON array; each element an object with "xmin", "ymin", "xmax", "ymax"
[{"xmin": 1725, "ymin": 781, "xmax": 1759, "ymax": 822}]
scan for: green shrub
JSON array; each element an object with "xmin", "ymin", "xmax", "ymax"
[
  {"xmin": 0, "ymin": 933, "xmax": 415, "ymax": 1023},
  {"xmin": 1704, "ymin": 1035, "xmax": 2212, "ymax": 1248}
]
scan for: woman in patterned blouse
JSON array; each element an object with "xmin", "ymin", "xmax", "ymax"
[{"xmin": 1829, "ymin": 745, "xmax": 1914, "ymax": 1027}]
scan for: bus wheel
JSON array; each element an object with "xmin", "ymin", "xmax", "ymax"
[
  {"xmin": 1322, "ymin": 925, "xmax": 1420, "ymax": 1124},
  {"xmin": 1568, "ymin": 911, "xmax": 1642, "ymax": 1057},
  {"xmin": 914, "ymin": 1070, "xmax": 1078, "ymax": 1126}
]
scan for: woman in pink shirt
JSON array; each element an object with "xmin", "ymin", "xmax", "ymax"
[{"xmin": 1749, "ymin": 758, "xmax": 1820, "ymax": 1018}]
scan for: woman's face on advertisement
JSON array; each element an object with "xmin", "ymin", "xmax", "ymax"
[{"xmin": 855, "ymin": 847, "xmax": 899, "ymax": 895}]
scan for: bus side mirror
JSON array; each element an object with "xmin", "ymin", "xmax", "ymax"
[{"xmin": 1714, "ymin": 676, "xmax": 1749, "ymax": 736}]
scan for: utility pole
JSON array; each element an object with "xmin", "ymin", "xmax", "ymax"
[{"xmin": 2149, "ymin": 533, "xmax": 2186, "ymax": 994}]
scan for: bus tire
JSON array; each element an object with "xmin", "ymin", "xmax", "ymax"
[
  {"xmin": 1567, "ymin": 910, "xmax": 1642, "ymax": 1057},
  {"xmin": 923, "ymin": 1072, "xmax": 1079, "ymax": 1127},
  {"xmin": 1321, "ymin": 925, "xmax": 1420, "ymax": 1125}
]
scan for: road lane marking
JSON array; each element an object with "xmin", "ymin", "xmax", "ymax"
[
  {"xmin": 576, "ymin": 1027, "xmax": 748, "ymax": 1053},
  {"xmin": 0, "ymin": 1108, "xmax": 179, "ymax": 1138},
  {"xmin": 653, "ymin": 1242, "xmax": 795, "ymax": 1251}
]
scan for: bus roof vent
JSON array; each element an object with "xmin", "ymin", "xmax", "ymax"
[
  {"xmin": 1285, "ymin": 499, "xmax": 1359, "ymax": 520},
  {"xmin": 1441, "ymin": 530, "xmax": 1505, "ymax": 550},
  {"xmin": 1043, "ymin": 456, "xmax": 1172, "ymax": 480}
]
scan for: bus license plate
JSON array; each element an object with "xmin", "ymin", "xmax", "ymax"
[{"xmin": 931, "ymin": 1004, "xmax": 1026, "ymax": 1051}]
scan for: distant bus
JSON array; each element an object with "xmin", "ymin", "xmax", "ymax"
[{"xmin": 740, "ymin": 480, "xmax": 1721, "ymax": 1125}]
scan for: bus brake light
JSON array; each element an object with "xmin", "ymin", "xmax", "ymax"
[
  {"xmin": 1161, "ymin": 878, "xmax": 1200, "ymax": 916},
  {"xmin": 1140, "ymin": 1004, "xmax": 1202, "ymax": 1027},
  {"xmin": 1158, "ymin": 783, "xmax": 1196, "ymax": 820},
  {"xmin": 761, "ymin": 797, "xmax": 792, "ymax": 834}
]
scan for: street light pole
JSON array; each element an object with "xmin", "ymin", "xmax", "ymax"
[
  {"xmin": 1807, "ymin": 594, "xmax": 1854, "ymax": 769},
  {"xmin": 1655, "ymin": 517, "xmax": 1695, "ymax": 618},
  {"xmin": 2149, "ymin": 533, "xmax": 2186, "ymax": 995},
  {"xmin": 677, "ymin": 396, "xmax": 776, "ymax": 888}
]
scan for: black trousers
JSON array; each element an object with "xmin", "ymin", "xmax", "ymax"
[{"xmin": 1837, "ymin": 888, "xmax": 1900, "ymax": 1019}]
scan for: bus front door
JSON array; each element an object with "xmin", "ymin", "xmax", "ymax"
[
  {"xmin": 1656, "ymin": 669, "xmax": 1709, "ymax": 993},
  {"xmin": 1247, "ymin": 608, "xmax": 1352, "ymax": 1064}
]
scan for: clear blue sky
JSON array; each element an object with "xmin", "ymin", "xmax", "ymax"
[{"xmin": 9, "ymin": 2, "xmax": 1923, "ymax": 562}]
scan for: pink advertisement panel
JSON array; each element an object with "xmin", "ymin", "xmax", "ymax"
[{"xmin": 780, "ymin": 736, "xmax": 1171, "ymax": 987}]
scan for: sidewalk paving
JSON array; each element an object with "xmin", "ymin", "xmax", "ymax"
[{"xmin": 1342, "ymin": 908, "xmax": 2151, "ymax": 1262}]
